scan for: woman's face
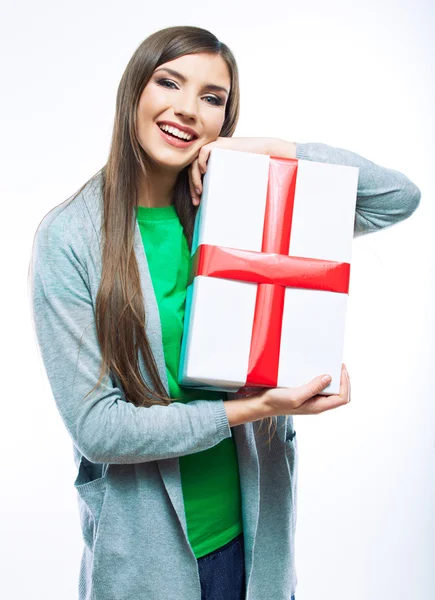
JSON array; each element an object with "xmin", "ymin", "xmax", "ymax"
[{"xmin": 136, "ymin": 52, "xmax": 231, "ymax": 173}]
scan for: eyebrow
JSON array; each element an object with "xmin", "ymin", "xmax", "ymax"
[{"xmin": 154, "ymin": 67, "xmax": 230, "ymax": 96}]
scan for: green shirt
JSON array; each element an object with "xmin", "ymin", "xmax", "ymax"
[{"xmin": 136, "ymin": 204, "xmax": 243, "ymax": 558}]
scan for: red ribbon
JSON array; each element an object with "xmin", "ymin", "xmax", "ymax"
[{"xmin": 189, "ymin": 157, "xmax": 351, "ymax": 388}]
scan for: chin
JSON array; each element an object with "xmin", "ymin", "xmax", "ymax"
[{"xmin": 149, "ymin": 154, "xmax": 190, "ymax": 172}]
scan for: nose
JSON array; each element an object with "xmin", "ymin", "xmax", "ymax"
[{"xmin": 173, "ymin": 91, "xmax": 198, "ymax": 121}]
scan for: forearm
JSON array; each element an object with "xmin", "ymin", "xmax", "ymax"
[
  {"xmin": 223, "ymin": 393, "xmax": 270, "ymax": 427},
  {"xmin": 269, "ymin": 139, "xmax": 297, "ymax": 159}
]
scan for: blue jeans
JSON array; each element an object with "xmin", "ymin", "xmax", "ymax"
[{"xmin": 197, "ymin": 532, "xmax": 295, "ymax": 600}]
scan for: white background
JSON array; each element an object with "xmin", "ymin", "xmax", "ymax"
[{"xmin": 1, "ymin": 0, "xmax": 434, "ymax": 598}]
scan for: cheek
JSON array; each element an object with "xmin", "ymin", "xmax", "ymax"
[
  {"xmin": 204, "ymin": 112, "xmax": 226, "ymax": 139},
  {"xmin": 137, "ymin": 89, "xmax": 162, "ymax": 122}
]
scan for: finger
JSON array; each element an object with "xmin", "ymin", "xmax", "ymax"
[
  {"xmin": 191, "ymin": 159, "xmax": 203, "ymax": 201},
  {"xmin": 187, "ymin": 164, "xmax": 194, "ymax": 204},
  {"xmin": 295, "ymin": 366, "xmax": 348, "ymax": 412},
  {"xmin": 188, "ymin": 161, "xmax": 200, "ymax": 206},
  {"xmin": 346, "ymin": 367, "xmax": 351, "ymax": 402},
  {"xmin": 297, "ymin": 391, "xmax": 349, "ymax": 414},
  {"xmin": 197, "ymin": 148, "xmax": 211, "ymax": 176},
  {"xmin": 290, "ymin": 373, "xmax": 333, "ymax": 406},
  {"xmin": 338, "ymin": 365, "xmax": 350, "ymax": 403}
]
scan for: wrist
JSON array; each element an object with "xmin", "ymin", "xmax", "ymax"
[
  {"xmin": 250, "ymin": 390, "xmax": 274, "ymax": 419},
  {"xmin": 224, "ymin": 391, "xmax": 272, "ymax": 427},
  {"xmin": 253, "ymin": 388, "xmax": 277, "ymax": 418}
]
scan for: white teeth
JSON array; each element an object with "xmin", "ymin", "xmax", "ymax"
[{"xmin": 158, "ymin": 124, "xmax": 194, "ymax": 141}]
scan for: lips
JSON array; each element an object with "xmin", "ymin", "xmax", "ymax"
[
  {"xmin": 156, "ymin": 124, "xmax": 197, "ymax": 148},
  {"xmin": 156, "ymin": 121, "xmax": 199, "ymax": 139}
]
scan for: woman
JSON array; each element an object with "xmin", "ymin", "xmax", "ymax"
[{"xmin": 29, "ymin": 25, "xmax": 420, "ymax": 600}]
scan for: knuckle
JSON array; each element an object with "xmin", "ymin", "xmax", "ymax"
[{"xmin": 312, "ymin": 381, "xmax": 324, "ymax": 396}]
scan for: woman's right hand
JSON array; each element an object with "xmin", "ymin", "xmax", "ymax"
[{"xmin": 259, "ymin": 364, "xmax": 351, "ymax": 417}]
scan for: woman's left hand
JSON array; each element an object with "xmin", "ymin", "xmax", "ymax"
[{"xmin": 188, "ymin": 137, "xmax": 286, "ymax": 206}]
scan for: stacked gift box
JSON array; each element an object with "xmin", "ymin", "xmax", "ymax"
[{"xmin": 178, "ymin": 148, "xmax": 359, "ymax": 395}]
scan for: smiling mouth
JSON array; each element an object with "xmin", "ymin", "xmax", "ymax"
[
  {"xmin": 156, "ymin": 124, "xmax": 198, "ymax": 147},
  {"xmin": 157, "ymin": 123, "xmax": 198, "ymax": 141}
]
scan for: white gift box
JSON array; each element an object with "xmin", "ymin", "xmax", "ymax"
[{"xmin": 178, "ymin": 148, "xmax": 359, "ymax": 395}]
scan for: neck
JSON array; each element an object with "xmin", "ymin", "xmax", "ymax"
[{"xmin": 137, "ymin": 168, "xmax": 178, "ymax": 208}]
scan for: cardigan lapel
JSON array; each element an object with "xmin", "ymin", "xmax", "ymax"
[
  {"xmin": 132, "ymin": 217, "xmax": 192, "ymax": 541},
  {"xmin": 232, "ymin": 423, "xmax": 260, "ymax": 590}
]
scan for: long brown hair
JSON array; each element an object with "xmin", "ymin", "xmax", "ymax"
[{"xmin": 80, "ymin": 26, "xmax": 278, "ymax": 443}]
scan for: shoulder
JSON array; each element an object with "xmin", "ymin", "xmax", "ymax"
[{"xmin": 32, "ymin": 171, "xmax": 104, "ymax": 258}]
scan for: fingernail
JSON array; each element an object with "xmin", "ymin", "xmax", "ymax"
[
  {"xmin": 195, "ymin": 187, "xmax": 201, "ymax": 195},
  {"xmin": 322, "ymin": 375, "xmax": 332, "ymax": 383}
]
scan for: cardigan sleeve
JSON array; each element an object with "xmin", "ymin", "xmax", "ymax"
[
  {"xmin": 295, "ymin": 142, "xmax": 421, "ymax": 237},
  {"xmin": 29, "ymin": 213, "xmax": 231, "ymax": 465}
]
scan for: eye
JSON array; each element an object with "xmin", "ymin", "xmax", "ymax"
[
  {"xmin": 156, "ymin": 79, "xmax": 225, "ymax": 106},
  {"xmin": 203, "ymin": 95, "xmax": 225, "ymax": 106},
  {"xmin": 157, "ymin": 78, "xmax": 178, "ymax": 90}
]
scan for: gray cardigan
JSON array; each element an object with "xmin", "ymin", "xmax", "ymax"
[{"xmin": 29, "ymin": 142, "xmax": 420, "ymax": 600}]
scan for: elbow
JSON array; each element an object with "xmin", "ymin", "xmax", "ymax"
[
  {"xmin": 403, "ymin": 181, "xmax": 421, "ymax": 220},
  {"xmin": 74, "ymin": 414, "xmax": 118, "ymax": 465},
  {"xmin": 393, "ymin": 179, "xmax": 421, "ymax": 224},
  {"xmin": 77, "ymin": 428, "xmax": 128, "ymax": 464},
  {"xmin": 79, "ymin": 446, "xmax": 109, "ymax": 465},
  {"xmin": 354, "ymin": 176, "xmax": 421, "ymax": 238},
  {"xmin": 78, "ymin": 440, "xmax": 126, "ymax": 465},
  {"xmin": 379, "ymin": 179, "xmax": 421, "ymax": 230},
  {"xmin": 76, "ymin": 435, "xmax": 109, "ymax": 465},
  {"xmin": 74, "ymin": 412, "xmax": 151, "ymax": 465}
]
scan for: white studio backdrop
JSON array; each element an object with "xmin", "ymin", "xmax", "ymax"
[{"xmin": 1, "ymin": 1, "xmax": 433, "ymax": 599}]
